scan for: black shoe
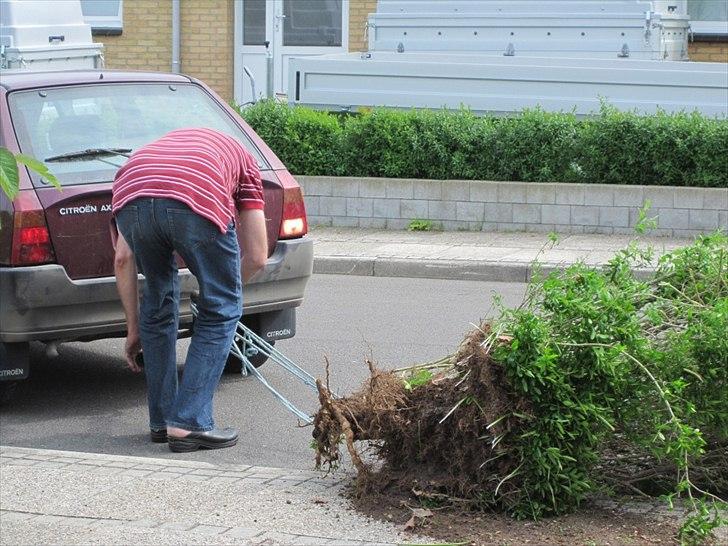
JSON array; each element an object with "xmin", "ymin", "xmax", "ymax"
[
  {"xmin": 167, "ymin": 427, "xmax": 239, "ymax": 453},
  {"xmin": 150, "ymin": 429, "xmax": 167, "ymax": 443}
]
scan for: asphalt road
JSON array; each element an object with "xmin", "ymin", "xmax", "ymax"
[{"xmin": 0, "ymin": 274, "xmax": 526, "ymax": 470}]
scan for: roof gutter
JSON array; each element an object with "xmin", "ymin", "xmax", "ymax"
[{"xmin": 171, "ymin": 0, "xmax": 181, "ymax": 73}]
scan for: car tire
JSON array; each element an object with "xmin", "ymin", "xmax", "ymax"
[{"xmin": 224, "ymin": 338, "xmax": 273, "ymax": 374}]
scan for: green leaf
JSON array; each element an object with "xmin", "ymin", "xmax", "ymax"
[
  {"xmin": 14, "ymin": 153, "xmax": 61, "ymax": 190},
  {"xmin": 0, "ymin": 147, "xmax": 19, "ymax": 201}
]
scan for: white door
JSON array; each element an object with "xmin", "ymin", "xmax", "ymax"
[{"xmin": 235, "ymin": 0, "xmax": 348, "ymax": 105}]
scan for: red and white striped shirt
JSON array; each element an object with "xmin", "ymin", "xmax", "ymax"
[{"xmin": 112, "ymin": 128, "xmax": 264, "ymax": 232}]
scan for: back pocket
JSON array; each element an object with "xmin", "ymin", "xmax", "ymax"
[{"xmin": 167, "ymin": 208, "xmax": 219, "ymax": 252}]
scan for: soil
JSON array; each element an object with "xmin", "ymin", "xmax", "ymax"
[{"xmin": 351, "ymin": 488, "xmax": 683, "ymax": 546}]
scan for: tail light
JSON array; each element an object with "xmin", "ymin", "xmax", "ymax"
[
  {"xmin": 11, "ymin": 192, "xmax": 55, "ymax": 266},
  {"xmin": 276, "ymin": 170, "xmax": 308, "ymax": 239}
]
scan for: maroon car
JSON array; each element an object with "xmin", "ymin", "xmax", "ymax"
[{"xmin": 0, "ymin": 70, "xmax": 313, "ymax": 398}]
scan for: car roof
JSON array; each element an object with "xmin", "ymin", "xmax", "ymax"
[{"xmin": 0, "ymin": 69, "xmax": 193, "ymax": 92}]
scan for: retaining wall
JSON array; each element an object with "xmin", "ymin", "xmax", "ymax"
[{"xmin": 299, "ymin": 177, "xmax": 728, "ymax": 237}]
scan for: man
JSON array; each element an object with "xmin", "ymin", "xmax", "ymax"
[{"xmin": 112, "ymin": 127, "xmax": 267, "ymax": 453}]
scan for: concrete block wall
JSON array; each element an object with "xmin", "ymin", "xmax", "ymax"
[
  {"xmin": 95, "ymin": 0, "xmax": 234, "ymax": 101},
  {"xmin": 300, "ymin": 177, "xmax": 728, "ymax": 236}
]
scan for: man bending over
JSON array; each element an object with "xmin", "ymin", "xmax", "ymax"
[{"xmin": 112, "ymin": 127, "xmax": 267, "ymax": 453}]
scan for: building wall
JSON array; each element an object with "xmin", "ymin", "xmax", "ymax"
[
  {"xmin": 94, "ymin": 0, "xmax": 234, "ymax": 101},
  {"xmin": 94, "ymin": 0, "xmax": 172, "ymax": 73},
  {"xmin": 179, "ymin": 0, "xmax": 234, "ymax": 100},
  {"xmin": 689, "ymin": 40, "xmax": 728, "ymax": 63},
  {"xmin": 348, "ymin": 0, "xmax": 378, "ymax": 52}
]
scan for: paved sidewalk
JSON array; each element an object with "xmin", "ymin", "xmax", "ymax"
[
  {"xmin": 311, "ymin": 226, "xmax": 694, "ymax": 281},
  {"xmin": 0, "ymin": 446, "xmax": 431, "ymax": 546}
]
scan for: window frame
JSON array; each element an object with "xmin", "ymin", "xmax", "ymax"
[
  {"xmin": 688, "ymin": 0, "xmax": 728, "ymax": 39},
  {"xmin": 691, "ymin": 21, "xmax": 728, "ymax": 38},
  {"xmin": 282, "ymin": 0, "xmax": 344, "ymax": 48},
  {"xmin": 80, "ymin": 0, "xmax": 124, "ymax": 36}
]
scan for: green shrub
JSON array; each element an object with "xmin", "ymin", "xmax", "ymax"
[
  {"xmin": 339, "ymin": 109, "xmax": 421, "ymax": 178},
  {"xmin": 492, "ymin": 233, "xmax": 728, "ymax": 521},
  {"xmin": 237, "ymin": 100, "xmax": 342, "ymax": 175},
  {"xmin": 235, "ymin": 100, "xmax": 728, "ymax": 188},
  {"xmin": 489, "ymin": 109, "xmax": 583, "ymax": 182},
  {"xmin": 493, "ymin": 262, "xmax": 649, "ymax": 518},
  {"xmin": 578, "ymin": 106, "xmax": 728, "ymax": 187},
  {"xmin": 652, "ymin": 236, "xmax": 728, "ymax": 440}
]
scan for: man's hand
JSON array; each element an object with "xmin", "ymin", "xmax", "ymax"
[{"xmin": 125, "ymin": 332, "xmax": 142, "ymax": 373}]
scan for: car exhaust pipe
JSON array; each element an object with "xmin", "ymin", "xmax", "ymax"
[{"xmin": 45, "ymin": 342, "xmax": 59, "ymax": 359}]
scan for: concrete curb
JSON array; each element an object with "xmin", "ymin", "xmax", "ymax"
[
  {"xmin": 313, "ymin": 256, "xmax": 654, "ymax": 282},
  {"xmin": 314, "ymin": 256, "xmax": 530, "ymax": 282},
  {"xmin": 0, "ymin": 445, "xmax": 312, "ymax": 475}
]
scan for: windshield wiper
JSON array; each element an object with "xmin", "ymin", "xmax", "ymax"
[{"xmin": 45, "ymin": 148, "xmax": 132, "ymax": 163}]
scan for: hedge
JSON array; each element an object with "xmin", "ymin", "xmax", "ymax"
[{"xmin": 236, "ymin": 100, "xmax": 728, "ymax": 188}]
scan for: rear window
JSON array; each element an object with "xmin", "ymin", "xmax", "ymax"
[{"xmin": 8, "ymin": 82, "xmax": 270, "ymax": 186}]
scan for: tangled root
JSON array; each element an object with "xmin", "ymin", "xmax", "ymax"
[{"xmin": 312, "ymin": 323, "xmax": 532, "ymax": 504}]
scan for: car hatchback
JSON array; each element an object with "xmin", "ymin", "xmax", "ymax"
[{"xmin": 0, "ymin": 70, "xmax": 313, "ymax": 394}]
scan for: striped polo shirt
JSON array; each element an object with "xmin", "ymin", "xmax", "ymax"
[{"xmin": 112, "ymin": 128, "xmax": 264, "ymax": 232}]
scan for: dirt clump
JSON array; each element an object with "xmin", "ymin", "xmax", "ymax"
[{"xmin": 313, "ymin": 324, "xmax": 531, "ymax": 505}]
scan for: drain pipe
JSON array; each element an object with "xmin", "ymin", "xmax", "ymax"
[{"xmin": 171, "ymin": 0, "xmax": 181, "ymax": 73}]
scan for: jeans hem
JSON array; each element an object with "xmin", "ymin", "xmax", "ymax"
[{"xmin": 166, "ymin": 421, "xmax": 213, "ymax": 432}]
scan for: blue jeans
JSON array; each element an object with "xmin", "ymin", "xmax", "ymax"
[{"xmin": 116, "ymin": 198, "xmax": 242, "ymax": 432}]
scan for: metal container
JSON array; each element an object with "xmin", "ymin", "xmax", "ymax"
[
  {"xmin": 289, "ymin": 51, "xmax": 728, "ymax": 118},
  {"xmin": 0, "ymin": 0, "xmax": 103, "ymax": 71},
  {"xmin": 368, "ymin": 1, "xmax": 689, "ymax": 61},
  {"xmin": 659, "ymin": 14, "xmax": 690, "ymax": 60}
]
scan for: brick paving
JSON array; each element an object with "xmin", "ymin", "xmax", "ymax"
[
  {"xmin": 3, "ymin": 444, "xmax": 723, "ymax": 545},
  {"xmin": 0, "ymin": 446, "xmax": 409, "ymax": 545}
]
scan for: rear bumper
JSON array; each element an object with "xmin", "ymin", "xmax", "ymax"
[{"xmin": 0, "ymin": 236, "xmax": 313, "ymax": 343}]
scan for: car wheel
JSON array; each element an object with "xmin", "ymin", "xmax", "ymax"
[{"xmin": 224, "ymin": 338, "xmax": 273, "ymax": 374}]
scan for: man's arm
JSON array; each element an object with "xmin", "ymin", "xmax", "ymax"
[
  {"xmin": 239, "ymin": 208, "xmax": 268, "ymax": 282},
  {"xmin": 114, "ymin": 232, "xmax": 142, "ymax": 372}
]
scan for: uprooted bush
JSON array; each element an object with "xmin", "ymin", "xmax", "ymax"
[
  {"xmin": 236, "ymin": 100, "xmax": 728, "ymax": 187},
  {"xmin": 313, "ymin": 232, "xmax": 728, "ymax": 543}
]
